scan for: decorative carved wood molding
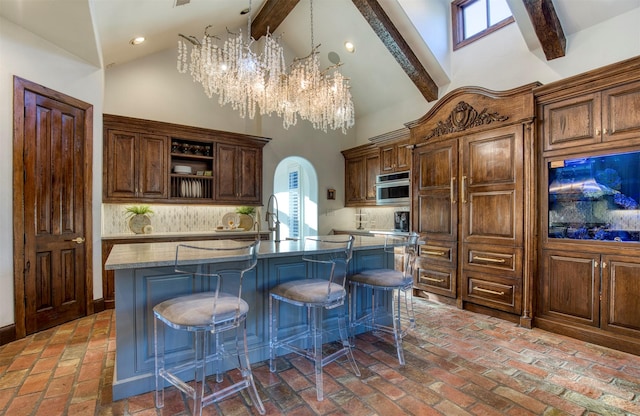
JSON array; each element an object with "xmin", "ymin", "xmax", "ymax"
[
  {"xmin": 522, "ymin": 0, "xmax": 566, "ymax": 60},
  {"xmin": 352, "ymin": 0, "xmax": 439, "ymax": 102},
  {"xmin": 251, "ymin": 0, "xmax": 300, "ymax": 40},
  {"xmin": 424, "ymin": 101, "xmax": 508, "ymax": 140}
]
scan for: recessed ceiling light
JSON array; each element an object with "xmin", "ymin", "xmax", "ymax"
[
  {"xmin": 344, "ymin": 41, "xmax": 355, "ymax": 53},
  {"xmin": 129, "ymin": 36, "xmax": 146, "ymax": 45}
]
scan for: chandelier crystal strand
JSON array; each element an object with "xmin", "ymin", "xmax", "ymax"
[{"xmin": 176, "ymin": 0, "xmax": 354, "ymax": 133}]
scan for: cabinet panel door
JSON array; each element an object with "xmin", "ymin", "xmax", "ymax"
[
  {"xmin": 138, "ymin": 134, "xmax": 168, "ymax": 198},
  {"xmin": 413, "ymin": 140, "xmax": 457, "ymax": 241},
  {"xmin": 345, "ymin": 157, "xmax": 364, "ymax": 205},
  {"xmin": 106, "ymin": 130, "xmax": 137, "ymax": 198},
  {"xmin": 601, "ymin": 254, "xmax": 640, "ymax": 338},
  {"xmin": 461, "ymin": 126, "xmax": 523, "ymax": 245},
  {"xmin": 395, "ymin": 143, "xmax": 411, "ymax": 172},
  {"xmin": 215, "ymin": 144, "xmax": 238, "ymax": 201},
  {"xmin": 237, "ymin": 146, "xmax": 261, "ymax": 203},
  {"xmin": 602, "ymin": 80, "xmax": 640, "ymax": 143},
  {"xmin": 543, "ymin": 93, "xmax": 601, "ymax": 151},
  {"xmin": 364, "ymin": 152, "xmax": 380, "ymax": 202},
  {"xmin": 540, "ymin": 250, "xmax": 600, "ymax": 327},
  {"xmin": 380, "ymin": 145, "xmax": 395, "ymax": 173}
]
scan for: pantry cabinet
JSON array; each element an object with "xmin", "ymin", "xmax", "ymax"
[
  {"xmin": 103, "ymin": 114, "xmax": 269, "ymax": 205},
  {"xmin": 407, "ymin": 84, "xmax": 538, "ymax": 326},
  {"xmin": 534, "ymin": 56, "xmax": 640, "ymax": 355}
]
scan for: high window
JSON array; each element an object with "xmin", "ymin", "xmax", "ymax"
[
  {"xmin": 288, "ymin": 166, "xmax": 301, "ymax": 238},
  {"xmin": 452, "ymin": 0, "xmax": 514, "ymax": 50}
]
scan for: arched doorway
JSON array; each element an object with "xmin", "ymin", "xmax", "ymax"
[{"xmin": 272, "ymin": 157, "xmax": 318, "ymax": 240}]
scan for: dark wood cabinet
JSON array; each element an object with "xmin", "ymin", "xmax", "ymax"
[
  {"xmin": 408, "ymin": 84, "xmax": 537, "ymax": 325},
  {"xmin": 534, "ymin": 56, "xmax": 640, "ymax": 355},
  {"xmin": 412, "ymin": 124, "xmax": 524, "ymax": 312},
  {"xmin": 104, "ymin": 130, "xmax": 168, "ymax": 200},
  {"xmin": 215, "ymin": 143, "xmax": 262, "ymax": 204},
  {"xmin": 541, "ymin": 70, "xmax": 640, "ymax": 153},
  {"xmin": 380, "ymin": 140, "xmax": 410, "ymax": 173},
  {"xmin": 342, "ymin": 144, "xmax": 379, "ymax": 206},
  {"xmin": 103, "ymin": 114, "xmax": 269, "ymax": 205}
]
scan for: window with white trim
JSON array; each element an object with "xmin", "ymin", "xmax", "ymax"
[{"xmin": 452, "ymin": 0, "xmax": 514, "ymax": 50}]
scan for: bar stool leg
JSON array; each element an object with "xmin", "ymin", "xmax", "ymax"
[
  {"xmin": 312, "ymin": 306, "xmax": 323, "ymax": 401},
  {"xmin": 154, "ymin": 317, "xmax": 165, "ymax": 408},
  {"xmin": 194, "ymin": 331, "xmax": 206, "ymax": 416},
  {"xmin": 391, "ymin": 288, "xmax": 405, "ymax": 365},
  {"xmin": 269, "ymin": 296, "xmax": 278, "ymax": 372},
  {"xmin": 339, "ymin": 303, "xmax": 360, "ymax": 377},
  {"xmin": 238, "ymin": 322, "xmax": 266, "ymax": 414}
]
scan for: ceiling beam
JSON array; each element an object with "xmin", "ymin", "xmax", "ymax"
[
  {"xmin": 251, "ymin": 0, "xmax": 300, "ymax": 40},
  {"xmin": 352, "ymin": 0, "xmax": 438, "ymax": 102},
  {"xmin": 522, "ymin": 0, "xmax": 566, "ymax": 60}
]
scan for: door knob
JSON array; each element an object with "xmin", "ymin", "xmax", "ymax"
[{"xmin": 69, "ymin": 237, "xmax": 85, "ymax": 244}]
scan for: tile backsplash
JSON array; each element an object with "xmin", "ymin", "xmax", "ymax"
[{"xmin": 102, "ymin": 204, "xmax": 251, "ymax": 235}]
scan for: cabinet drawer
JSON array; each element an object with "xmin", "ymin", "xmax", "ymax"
[
  {"xmin": 419, "ymin": 241, "xmax": 456, "ymax": 266},
  {"xmin": 463, "ymin": 274, "xmax": 521, "ymax": 314},
  {"xmin": 414, "ymin": 262, "xmax": 455, "ymax": 298},
  {"xmin": 463, "ymin": 244, "xmax": 522, "ymax": 276}
]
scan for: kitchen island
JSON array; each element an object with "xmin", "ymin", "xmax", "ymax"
[{"xmin": 105, "ymin": 235, "xmax": 393, "ymax": 400}]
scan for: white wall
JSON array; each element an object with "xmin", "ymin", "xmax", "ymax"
[
  {"xmin": 0, "ymin": 17, "xmax": 104, "ymax": 327},
  {"xmin": 0, "ymin": 7, "xmax": 639, "ymax": 330}
]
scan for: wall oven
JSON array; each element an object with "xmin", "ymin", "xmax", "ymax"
[{"xmin": 376, "ymin": 171, "xmax": 410, "ymax": 205}]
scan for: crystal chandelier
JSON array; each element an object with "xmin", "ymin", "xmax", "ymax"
[{"xmin": 177, "ymin": 0, "xmax": 355, "ymax": 134}]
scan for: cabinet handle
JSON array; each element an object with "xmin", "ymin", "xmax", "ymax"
[
  {"xmin": 475, "ymin": 287, "xmax": 505, "ymax": 296},
  {"xmin": 423, "ymin": 250, "xmax": 446, "ymax": 256},
  {"xmin": 596, "ymin": 129, "xmax": 600, "ymax": 136},
  {"xmin": 604, "ymin": 129, "xmax": 609, "ymax": 135},
  {"xmin": 424, "ymin": 276, "xmax": 445, "ymax": 283},
  {"xmin": 602, "ymin": 261, "xmax": 607, "ymax": 268},
  {"xmin": 462, "ymin": 175, "xmax": 468, "ymax": 204},
  {"xmin": 451, "ymin": 177, "xmax": 456, "ymax": 204},
  {"xmin": 595, "ymin": 261, "xmax": 599, "ymax": 268},
  {"xmin": 473, "ymin": 256, "xmax": 506, "ymax": 263}
]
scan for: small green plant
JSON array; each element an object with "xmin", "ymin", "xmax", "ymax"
[
  {"xmin": 235, "ymin": 206, "xmax": 256, "ymax": 215},
  {"xmin": 124, "ymin": 205, "xmax": 154, "ymax": 218}
]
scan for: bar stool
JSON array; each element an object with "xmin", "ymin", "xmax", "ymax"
[
  {"xmin": 153, "ymin": 240, "xmax": 265, "ymax": 416},
  {"xmin": 269, "ymin": 235, "xmax": 360, "ymax": 401},
  {"xmin": 348, "ymin": 232, "xmax": 419, "ymax": 365}
]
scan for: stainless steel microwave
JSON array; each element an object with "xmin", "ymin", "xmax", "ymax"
[{"xmin": 376, "ymin": 171, "xmax": 410, "ymax": 205}]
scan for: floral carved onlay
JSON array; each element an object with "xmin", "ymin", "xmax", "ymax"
[{"xmin": 424, "ymin": 101, "xmax": 508, "ymax": 140}]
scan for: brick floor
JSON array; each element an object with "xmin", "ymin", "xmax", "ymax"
[{"xmin": 0, "ymin": 297, "xmax": 639, "ymax": 415}]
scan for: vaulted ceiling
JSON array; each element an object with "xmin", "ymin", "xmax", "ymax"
[{"xmin": 1, "ymin": 0, "xmax": 638, "ymax": 121}]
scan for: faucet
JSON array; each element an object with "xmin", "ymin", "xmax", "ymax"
[{"xmin": 265, "ymin": 194, "xmax": 281, "ymax": 243}]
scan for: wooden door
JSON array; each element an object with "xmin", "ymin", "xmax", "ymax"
[
  {"xmin": 215, "ymin": 143, "xmax": 238, "ymax": 202},
  {"xmin": 345, "ymin": 156, "xmax": 364, "ymax": 205},
  {"xmin": 13, "ymin": 77, "xmax": 93, "ymax": 337},
  {"xmin": 364, "ymin": 151, "xmax": 380, "ymax": 203},
  {"xmin": 460, "ymin": 125, "xmax": 523, "ymax": 246},
  {"xmin": 601, "ymin": 254, "xmax": 640, "ymax": 338},
  {"xmin": 539, "ymin": 250, "xmax": 600, "ymax": 327},
  {"xmin": 602, "ymin": 80, "xmax": 640, "ymax": 143},
  {"xmin": 413, "ymin": 139, "xmax": 458, "ymax": 241},
  {"xmin": 105, "ymin": 130, "xmax": 137, "ymax": 198},
  {"xmin": 138, "ymin": 134, "xmax": 168, "ymax": 198},
  {"xmin": 236, "ymin": 145, "xmax": 261, "ymax": 203}
]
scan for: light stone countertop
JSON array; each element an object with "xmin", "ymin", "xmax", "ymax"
[{"xmin": 105, "ymin": 235, "xmax": 387, "ymax": 270}]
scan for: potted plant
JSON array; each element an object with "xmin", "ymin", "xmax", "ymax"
[
  {"xmin": 125, "ymin": 205, "xmax": 154, "ymax": 234},
  {"xmin": 235, "ymin": 206, "xmax": 256, "ymax": 231}
]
